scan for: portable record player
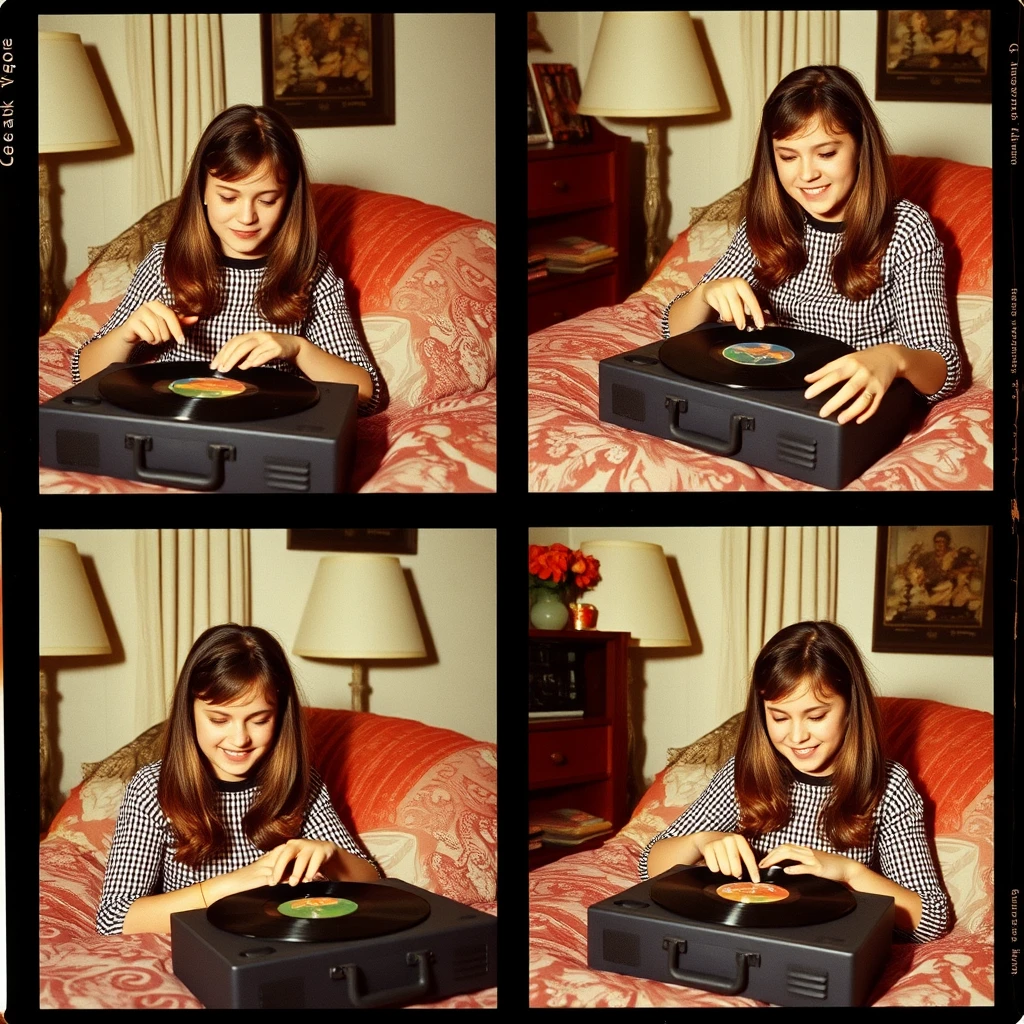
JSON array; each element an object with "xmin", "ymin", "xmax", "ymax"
[
  {"xmin": 171, "ymin": 878, "xmax": 498, "ymax": 1008},
  {"xmin": 587, "ymin": 865, "xmax": 894, "ymax": 1007},
  {"xmin": 39, "ymin": 361, "xmax": 358, "ymax": 493},
  {"xmin": 598, "ymin": 323, "xmax": 921, "ymax": 489}
]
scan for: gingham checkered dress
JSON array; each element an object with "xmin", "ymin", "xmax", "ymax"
[
  {"xmin": 72, "ymin": 241, "xmax": 380, "ymax": 414},
  {"xmin": 639, "ymin": 756, "xmax": 950, "ymax": 943},
  {"xmin": 96, "ymin": 761, "xmax": 374, "ymax": 935},
  {"xmin": 661, "ymin": 200, "xmax": 961, "ymax": 401}
]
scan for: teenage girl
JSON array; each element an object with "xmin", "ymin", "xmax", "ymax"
[
  {"xmin": 75, "ymin": 104, "xmax": 380, "ymax": 413},
  {"xmin": 642, "ymin": 621, "xmax": 950, "ymax": 942},
  {"xmin": 96, "ymin": 624, "xmax": 379, "ymax": 935},
  {"xmin": 663, "ymin": 65, "xmax": 960, "ymax": 426}
]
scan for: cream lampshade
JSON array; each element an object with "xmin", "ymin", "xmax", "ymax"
[
  {"xmin": 293, "ymin": 554, "xmax": 427, "ymax": 712},
  {"xmin": 39, "ymin": 537, "xmax": 112, "ymax": 830},
  {"xmin": 579, "ymin": 539, "xmax": 691, "ymax": 648},
  {"xmin": 38, "ymin": 31, "xmax": 120, "ymax": 331},
  {"xmin": 577, "ymin": 12, "xmax": 719, "ymax": 274}
]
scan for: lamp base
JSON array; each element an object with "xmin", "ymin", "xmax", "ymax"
[{"xmin": 349, "ymin": 662, "xmax": 369, "ymax": 712}]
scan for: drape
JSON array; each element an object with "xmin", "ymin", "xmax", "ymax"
[
  {"xmin": 127, "ymin": 14, "xmax": 226, "ymax": 218},
  {"xmin": 737, "ymin": 11, "xmax": 840, "ymax": 183},
  {"xmin": 719, "ymin": 526, "xmax": 839, "ymax": 721},
  {"xmin": 134, "ymin": 529, "xmax": 250, "ymax": 731}
]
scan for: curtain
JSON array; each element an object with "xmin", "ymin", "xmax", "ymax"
[
  {"xmin": 719, "ymin": 526, "xmax": 838, "ymax": 722},
  {"xmin": 135, "ymin": 529, "xmax": 250, "ymax": 731},
  {"xmin": 128, "ymin": 14, "xmax": 226, "ymax": 218},
  {"xmin": 736, "ymin": 11, "xmax": 841, "ymax": 183}
]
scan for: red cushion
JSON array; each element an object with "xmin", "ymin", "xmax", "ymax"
[{"xmin": 878, "ymin": 696, "xmax": 992, "ymax": 833}]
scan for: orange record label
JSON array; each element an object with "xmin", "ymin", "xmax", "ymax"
[
  {"xmin": 168, "ymin": 377, "xmax": 249, "ymax": 398},
  {"xmin": 716, "ymin": 881, "xmax": 789, "ymax": 903}
]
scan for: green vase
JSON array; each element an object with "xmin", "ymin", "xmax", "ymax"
[{"xmin": 530, "ymin": 588, "xmax": 569, "ymax": 630}]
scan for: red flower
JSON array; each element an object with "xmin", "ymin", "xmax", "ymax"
[{"xmin": 529, "ymin": 544, "xmax": 600, "ymax": 593}]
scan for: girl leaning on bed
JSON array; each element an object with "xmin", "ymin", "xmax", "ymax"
[
  {"xmin": 96, "ymin": 624, "xmax": 379, "ymax": 936},
  {"xmin": 641, "ymin": 621, "xmax": 950, "ymax": 943},
  {"xmin": 663, "ymin": 65, "xmax": 961, "ymax": 426},
  {"xmin": 74, "ymin": 103, "xmax": 380, "ymax": 413}
]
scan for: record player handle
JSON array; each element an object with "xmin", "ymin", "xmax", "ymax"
[
  {"xmin": 664, "ymin": 399, "xmax": 754, "ymax": 457},
  {"xmin": 663, "ymin": 938, "xmax": 760, "ymax": 995},
  {"xmin": 332, "ymin": 950, "xmax": 432, "ymax": 1008},
  {"xmin": 124, "ymin": 434, "xmax": 236, "ymax": 491}
]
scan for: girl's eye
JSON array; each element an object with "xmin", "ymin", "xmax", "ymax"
[
  {"xmin": 809, "ymin": 714, "xmax": 826, "ymax": 721},
  {"xmin": 218, "ymin": 196, "xmax": 236, "ymax": 203},
  {"xmin": 819, "ymin": 152, "xmax": 835, "ymax": 159}
]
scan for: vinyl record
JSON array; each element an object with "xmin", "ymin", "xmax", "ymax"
[
  {"xmin": 207, "ymin": 881, "xmax": 432, "ymax": 943},
  {"xmin": 98, "ymin": 361, "xmax": 319, "ymax": 422},
  {"xmin": 650, "ymin": 865, "xmax": 857, "ymax": 928},
  {"xmin": 659, "ymin": 324, "xmax": 853, "ymax": 390}
]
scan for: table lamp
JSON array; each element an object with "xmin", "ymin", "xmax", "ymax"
[
  {"xmin": 38, "ymin": 31, "xmax": 120, "ymax": 331},
  {"xmin": 39, "ymin": 537, "xmax": 112, "ymax": 830},
  {"xmin": 577, "ymin": 12, "xmax": 719, "ymax": 274},
  {"xmin": 293, "ymin": 554, "xmax": 427, "ymax": 712}
]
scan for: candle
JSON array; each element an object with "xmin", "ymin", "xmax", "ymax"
[{"xmin": 570, "ymin": 602, "xmax": 598, "ymax": 629}]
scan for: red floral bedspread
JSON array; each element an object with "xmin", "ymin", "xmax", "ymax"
[
  {"xmin": 38, "ymin": 184, "xmax": 496, "ymax": 493},
  {"xmin": 529, "ymin": 698, "xmax": 993, "ymax": 1007},
  {"xmin": 40, "ymin": 709, "xmax": 497, "ymax": 1009},
  {"xmin": 529, "ymin": 156, "xmax": 992, "ymax": 491}
]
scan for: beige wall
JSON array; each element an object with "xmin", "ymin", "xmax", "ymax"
[
  {"xmin": 529, "ymin": 527, "xmax": 993, "ymax": 787},
  {"xmin": 39, "ymin": 529, "xmax": 496, "ymax": 803},
  {"xmin": 533, "ymin": 10, "xmax": 992, "ymax": 245},
  {"xmin": 38, "ymin": 14, "xmax": 495, "ymax": 299}
]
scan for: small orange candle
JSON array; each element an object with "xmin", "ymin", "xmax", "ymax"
[{"xmin": 570, "ymin": 603, "xmax": 598, "ymax": 629}]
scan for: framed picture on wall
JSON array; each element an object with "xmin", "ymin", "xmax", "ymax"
[
  {"xmin": 872, "ymin": 525, "xmax": 993, "ymax": 655},
  {"xmin": 875, "ymin": 10, "xmax": 991, "ymax": 103},
  {"xmin": 261, "ymin": 14, "xmax": 395, "ymax": 128},
  {"xmin": 530, "ymin": 63, "xmax": 590, "ymax": 143},
  {"xmin": 528, "ymin": 64, "xmax": 552, "ymax": 145}
]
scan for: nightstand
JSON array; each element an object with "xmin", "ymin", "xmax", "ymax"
[
  {"xmin": 528, "ymin": 121, "xmax": 630, "ymax": 335},
  {"xmin": 529, "ymin": 629, "xmax": 629, "ymax": 870}
]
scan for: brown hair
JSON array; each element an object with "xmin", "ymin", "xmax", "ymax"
[
  {"xmin": 157, "ymin": 623, "xmax": 310, "ymax": 868},
  {"xmin": 745, "ymin": 65, "xmax": 897, "ymax": 301},
  {"xmin": 163, "ymin": 104, "xmax": 320, "ymax": 324},
  {"xmin": 734, "ymin": 620, "xmax": 885, "ymax": 850}
]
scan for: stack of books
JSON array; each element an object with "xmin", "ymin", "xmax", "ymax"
[
  {"xmin": 528, "ymin": 236, "xmax": 618, "ymax": 275},
  {"xmin": 529, "ymin": 808, "xmax": 613, "ymax": 846},
  {"xmin": 528, "ymin": 250, "xmax": 548, "ymax": 282}
]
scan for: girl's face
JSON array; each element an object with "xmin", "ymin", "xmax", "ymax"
[
  {"xmin": 204, "ymin": 159, "xmax": 287, "ymax": 260},
  {"xmin": 772, "ymin": 117, "xmax": 859, "ymax": 223},
  {"xmin": 762, "ymin": 679, "xmax": 848, "ymax": 776},
  {"xmin": 193, "ymin": 687, "xmax": 276, "ymax": 781}
]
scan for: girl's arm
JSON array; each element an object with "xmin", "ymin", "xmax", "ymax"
[
  {"xmin": 844, "ymin": 861, "xmax": 922, "ymax": 933},
  {"xmin": 647, "ymin": 830, "xmax": 761, "ymax": 882},
  {"xmin": 666, "ymin": 279, "xmax": 767, "ymax": 336},
  {"xmin": 78, "ymin": 302, "xmax": 198, "ymax": 380}
]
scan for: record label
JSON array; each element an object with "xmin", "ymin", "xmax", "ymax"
[
  {"xmin": 721, "ymin": 342, "xmax": 795, "ymax": 366},
  {"xmin": 716, "ymin": 881, "xmax": 790, "ymax": 903},
  {"xmin": 207, "ymin": 881, "xmax": 431, "ymax": 942},
  {"xmin": 98, "ymin": 361, "xmax": 320, "ymax": 422}
]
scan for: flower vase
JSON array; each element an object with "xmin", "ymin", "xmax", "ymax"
[{"xmin": 530, "ymin": 588, "xmax": 570, "ymax": 630}]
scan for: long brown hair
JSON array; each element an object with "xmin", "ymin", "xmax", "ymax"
[
  {"xmin": 745, "ymin": 65, "xmax": 897, "ymax": 301},
  {"xmin": 158, "ymin": 623, "xmax": 311, "ymax": 868},
  {"xmin": 163, "ymin": 104, "xmax": 320, "ymax": 324},
  {"xmin": 734, "ymin": 620, "xmax": 885, "ymax": 850}
]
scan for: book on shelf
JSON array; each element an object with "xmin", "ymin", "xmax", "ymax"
[
  {"xmin": 544, "ymin": 257, "xmax": 614, "ymax": 274},
  {"xmin": 528, "ymin": 709, "xmax": 584, "ymax": 719},
  {"xmin": 528, "ymin": 807, "xmax": 613, "ymax": 839},
  {"xmin": 528, "ymin": 235, "xmax": 617, "ymax": 268},
  {"xmin": 538, "ymin": 827, "xmax": 613, "ymax": 846}
]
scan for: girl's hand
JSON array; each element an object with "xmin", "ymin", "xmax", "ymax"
[
  {"xmin": 701, "ymin": 278, "xmax": 766, "ymax": 332},
  {"xmin": 211, "ymin": 331, "xmax": 303, "ymax": 372},
  {"xmin": 758, "ymin": 843, "xmax": 858, "ymax": 884},
  {"xmin": 694, "ymin": 830, "xmax": 762, "ymax": 883},
  {"xmin": 119, "ymin": 300, "xmax": 199, "ymax": 346},
  {"xmin": 803, "ymin": 344, "xmax": 903, "ymax": 424},
  {"xmin": 230, "ymin": 839, "xmax": 337, "ymax": 892}
]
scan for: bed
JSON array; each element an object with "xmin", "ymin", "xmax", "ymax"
[
  {"xmin": 529, "ymin": 696, "xmax": 993, "ymax": 1006},
  {"xmin": 39, "ymin": 707, "xmax": 497, "ymax": 1009},
  {"xmin": 39, "ymin": 184, "xmax": 497, "ymax": 493},
  {"xmin": 528, "ymin": 155, "xmax": 992, "ymax": 490}
]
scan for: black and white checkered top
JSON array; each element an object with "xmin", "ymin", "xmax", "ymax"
[
  {"xmin": 639, "ymin": 756, "xmax": 950, "ymax": 943},
  {"xmin": 96, "ymin": 760, "xmax": 374, "ymax": 935},
  {"xmin": 661, "ymin": 200, "xmax": 961, "ymax": 401},
  {"xmin": 72, "ymin": 241, "xmax": 381, "ymax": 414}
]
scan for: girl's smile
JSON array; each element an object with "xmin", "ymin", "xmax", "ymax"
[
  {"xmin": 772, "ymin": 118, "xmax": 859, "ymax": 223},
  {"xmin": 194, "ymin": 690, "xmax": 277, "ymax": 781},
  {"xmin": 203, "ymin": 160, "xmax": 286, "ymax": 260},
  {"xmin": 763, "ymin": 680, "xmax": 848, "ymax": 776}
]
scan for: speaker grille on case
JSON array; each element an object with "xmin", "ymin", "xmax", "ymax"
[
  {"xmin": 601, "ymin": 928, "xmax": 642, "ymax": 967},
  {"xmin": 264, "ymin": 457, "xmax": 312, "ymax": 491},
  {"xmin": 777, "ymin": 433, "xmax": 817, "ymax": 470},
  {"xmin": 786, "ymin": 966, "xmax": 828, "ymax": 1000},
  {"xmin": 55, "ymin": 429, "xmax": 100, "ymax": 468},
  {"xmin": 611, "ymin": 384, "xmax": 645, "ymax": 422},
  {"xmin": 452, "ymin": 942, "xmax": 489, "ymax": 978}
]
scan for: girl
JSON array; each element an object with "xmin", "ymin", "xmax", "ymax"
[
  {"xmin": 641, "ymin": 621, "xmax": 950, "ymax": 943},
  {"xmin": 663, "ymin": 66, "xmax": 960, "ymax": 426},
  {"xmin": 96, "ymin": 624, "xmax": 379, "ymax": 936},
  {"xmin": 75, "ymin": 104, "xmax": 380, "ymax": 414}
]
